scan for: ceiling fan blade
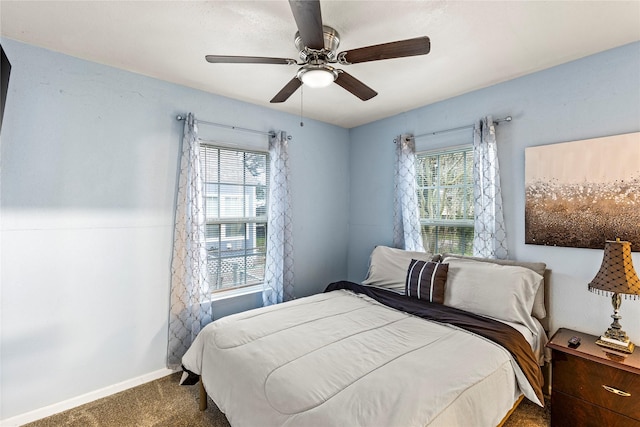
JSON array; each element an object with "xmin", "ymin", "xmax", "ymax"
[
  {"xmin": 338, "ymin": 36, "xmax": 431, "ymax": 65},
  {"xmin": 270, "ymin": 77, "xmax": 303, "ymax": 103},
  {"xmin": 334, "ymin": 71, "xmax": 377, "ymax": 101},
  {"xmin": 288, "ymin": 0, "xmax": 324, "ymax": 50},
  {"xmin": 206, "ymin": 55, "xmax": 296, "ymax": 65}
]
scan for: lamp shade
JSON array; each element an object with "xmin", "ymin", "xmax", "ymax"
[{"xmin": 588, "ymin": 239, "xmax": 640, "ymax": 299}]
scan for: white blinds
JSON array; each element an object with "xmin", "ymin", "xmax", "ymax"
[
  {"xmin": 200, "ymin": 144, "xmax": 269, "ymax": 292},
  {"xmin": 416, "ymin": 146, "xmax": 474, "ymax": 255}
]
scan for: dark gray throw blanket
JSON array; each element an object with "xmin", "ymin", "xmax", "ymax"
[{"xmin": 325, "ymin": 281, "xmax": 545, "ymax": 405}]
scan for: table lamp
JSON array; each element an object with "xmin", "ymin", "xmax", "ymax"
[{"xmin": 588, "ymin": 238, "xmax": 640, "ymax": 354}]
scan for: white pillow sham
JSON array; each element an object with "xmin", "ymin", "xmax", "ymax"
[
  {"xmin": 441, "ymin": 253, "xmax": 547, "ymax": 319},
  {"xmin": 442, "ymin": 256, "xmax": 542, "ymax": 331},
  {"xmin": 362, "ymin": 245, "xmax": 432, "ymax": 292}
]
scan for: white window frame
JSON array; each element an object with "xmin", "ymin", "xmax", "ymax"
[
  {"xmin": 200, "ymin": 142, "xmax": 269, "ymax": 299},
  {"xmin": 416, "ymin": 144, "xmax": 474, "ymax": 255}
]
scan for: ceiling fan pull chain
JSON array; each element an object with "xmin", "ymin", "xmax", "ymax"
[{"xmin": 300, "ymin": 85, "xmax": 304, "ymax": 127}]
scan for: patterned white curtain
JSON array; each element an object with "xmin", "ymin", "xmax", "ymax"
[
  {"xmin": 167, "ymin": 113, "xmax": 212, "ymax": 369},
  {"xmin": 393, "ymin": 134, "xmax": 425, "ymax": 252},
  {"xmin": 473, "ymin": 116, "xmax": 509, "ymax": 259},
  {"xmin": 263, "ymin": 131, "xmax": 294, "ymax": 306}
]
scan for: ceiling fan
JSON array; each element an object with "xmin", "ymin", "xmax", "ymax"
[{"xmin": 205, "ymin": 0, "xmax": 431, "ymax": 103}]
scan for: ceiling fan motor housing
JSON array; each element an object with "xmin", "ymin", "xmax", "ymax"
[{"xmin": 295, "ymin": 25, "xmax": 340, "ymax": 63}]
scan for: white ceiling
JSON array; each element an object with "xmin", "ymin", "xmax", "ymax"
[{"xmin": 1, "ymin": 1, "xmax": 639, "ymax": 128}]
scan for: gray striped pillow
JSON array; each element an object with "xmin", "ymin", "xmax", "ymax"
[{"xmin": 405, "ymin": 260, "xmax": 449, "ymax": 304}]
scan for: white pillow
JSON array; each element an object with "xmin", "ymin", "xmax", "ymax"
[
  {"xmin": 442, "ymin": 253, "xmax": 547, "ymax": 319},
  {"xmin": 362, "ymin": 246, "xmax": 432, "ymax": 292},
  {"xmin": 443, "ymin": 257, "xmax": 542, "ymax": 330}
]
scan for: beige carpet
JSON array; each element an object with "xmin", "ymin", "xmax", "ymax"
[{"xmin": 24, "ymin": 372, "xmax": 549, "ymax": 426}]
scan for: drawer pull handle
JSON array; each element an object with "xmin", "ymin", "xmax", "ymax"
[{"xmin": 602, "ymin": 385, "xmax": 631, "ymax": 397}]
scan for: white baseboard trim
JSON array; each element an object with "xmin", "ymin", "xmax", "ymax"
[{"xmin": 1, "ymin": 368, "xmax": 176, "ymax": 427}]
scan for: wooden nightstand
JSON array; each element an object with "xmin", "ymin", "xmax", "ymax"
[{"xmin": 547, "ymin": 328, "xmax": 640, "ymax": 427}]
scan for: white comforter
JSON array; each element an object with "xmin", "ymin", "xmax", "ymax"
[{"xmin": 183, "ymin": 290, "xmax": 538, "ymax": 427}]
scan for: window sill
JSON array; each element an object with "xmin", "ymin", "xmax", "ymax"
[{"xmin": 209, "ymin": 284, "xmax": 263, "ymax": 302}]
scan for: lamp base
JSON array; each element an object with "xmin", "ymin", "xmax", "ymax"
[{"xmin": 596, "ymin": 335, "xmax": 635, "ymax": 354}]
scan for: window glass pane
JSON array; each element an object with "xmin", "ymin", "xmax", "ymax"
[
  {"xmin": 441, "ymin": 187, "xmax": 470, "ymax": 220},
  {"xmin": 205, "ymin": 224, "xmax": 221, "ymax": 283},
  {"xmin": 244, "ymin": 152, "xmax": 267, "ymax": 186},
  {"xmin": 439, "ymin": 152, "xmax": 467, "ymax": 185},
  {"xmin": 254, "ymin": 223, "xmax": 267, "ymax": 252},
  {"xmin": 421, "ymin": 225, "xmax": 474, "ymax": 256},
  {"xmin": 246, "ymin": 223, "xmax": 266, "ymax": 284},
  {"xmin": 416, "ymin": 155, "xmax": 437, "ymax": 188},
  {"xmin": 202, "ymin": 146, "xmax": 219, "ymax": 183},
  {"xmin": 243, "ymin": 186, "xmax": 256, "ymax": 218},
  {"xmin": 246, "ymin": 252, "xmax": 266, "ymax": 285},
  {"xmin": 205, "ymin": 224, "xmax": 220, "ymax": 252},
  {"xmin": 418, "ymin": 187, "xmax": 440, "ymax": 220},
  {"xmin": 465, "ymin": 151, "xmax": 473, "ymax": 184},
  {"xmin": 220, "ymin": 186, "xmax": 244, "ymax": 218},
  {"xmin": 255, "ymin": 185, "xmax": 267, "ymax": 219},
  {"xmin": 205, "ymin": 183, "xmax": 219, "ymax": 220},
  {"xmin": 464, "ymin": 186, "xmax": 474, "ymax": 219},
  {"xmin": 417, "ymin": 146, "xmax": 474, "ymax": 256},
  {"xmin": 218, "ymin": 256, "xmax": 246, "ymax": 289},
  {"xmin": 200, "ymin": 144, "xmax": 269, "ymax": 293},
  {"xmin": 219, "ymin": 149, "xmax": 245, "ymax": 184},
  {"xmin": 224, "ymin": 223, "xmax": 245, "ymax": 238}
]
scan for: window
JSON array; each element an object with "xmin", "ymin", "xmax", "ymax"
[
  {"xmin": 200, "ymin": 145, "xmax": 269, "ymax": 293},
  {"xmin": 416, "ymin": 146, "xmax": 474, "ymax": 255}
]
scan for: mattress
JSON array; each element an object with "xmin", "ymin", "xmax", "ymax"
[{"xmin": 182, "ymin": 284, "xmax": 543, "ymax": 426}]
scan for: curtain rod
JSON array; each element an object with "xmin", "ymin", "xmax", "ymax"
[
  {"xmin": 176, "ymin": 114, "xmax": 279, "ymax": 138},
  {"xmin": 413, "ymin": 116, "xmax": 512, "ymax": 139}
]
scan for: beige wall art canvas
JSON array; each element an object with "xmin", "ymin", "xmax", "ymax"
[{"xmin": 525, "ymin": 132, "xmax": 640, "ymax": 251}]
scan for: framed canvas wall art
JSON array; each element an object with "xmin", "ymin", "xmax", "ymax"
[{"xmin": 525, "ymin": 132, "xmax": 640, "ymax": 251}]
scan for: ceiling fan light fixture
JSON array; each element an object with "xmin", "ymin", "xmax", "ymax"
[{"xmin": 298, "ymin": 67, "xmax": 336, "ymax": 88}]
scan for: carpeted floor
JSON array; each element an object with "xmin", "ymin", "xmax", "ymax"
[{"xmin": 23, "ymin": 372, "xmax": 550, "ymax": 426}]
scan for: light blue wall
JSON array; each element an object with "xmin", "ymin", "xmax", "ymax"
[
  {"xmin": 348, "ymin": 41, "xmax": 640, "ymax": 343},
  {"xmin": 0, "ymin": 38, "xmax": 349, "ymax": 420}
]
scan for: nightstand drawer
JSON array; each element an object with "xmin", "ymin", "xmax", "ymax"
[
  {"xmin": 553, "ymin": 352, "xmax": 640, "ymax": 419},
  {"xmin": 551, "ymin": 391, "xmax": 640, "ymax": 427}
]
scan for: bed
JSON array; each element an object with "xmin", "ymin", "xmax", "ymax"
[{"xmin": 182, "ymin": 246, "xmax": 548, "ymax": 426}]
